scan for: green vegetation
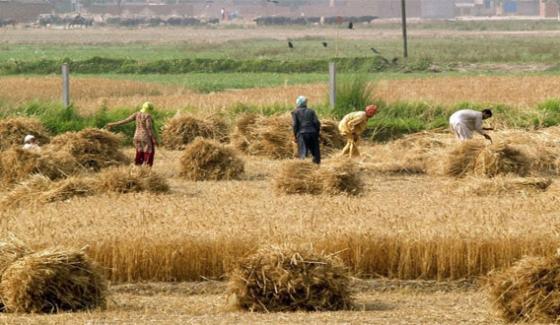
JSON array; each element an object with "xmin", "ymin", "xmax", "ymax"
[
  {"xmin": 0, "ymin": 103, "xmax": 172, "ymax": 144},
  {"xmin": 332, "ymin": 75, "xmax": 373, "ymax": 119},
  {"xmin": 0, "ymin": 56, "xmax": 401, "ymax": 75},
  {"xmin": 3, "ymin": 34, "xmax": 560, "ymax": 73},
  {"xmin": 99, "ymin": 73, "xmax": 327, "ymax": 93},
  {"xmin": 2, "ymin": 98, "xmax": 559, "ymax": 144}
]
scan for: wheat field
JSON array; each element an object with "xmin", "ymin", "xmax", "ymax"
[
  {"xmin": 3, "ymin": 75, "xmax": 560, "ymax": 113},
  {"xmin": 1, "ymin": 127, "xmax": 560, "ymax": 284}
]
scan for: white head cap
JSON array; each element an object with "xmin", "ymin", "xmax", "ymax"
[{"xmin": 24, "ymin": 135, "xmax": 36, "ymax": 144}]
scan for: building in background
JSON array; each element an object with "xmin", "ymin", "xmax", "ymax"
[
  {"xmin": 540, "ymin": 0, "xmax": 560, "ymax": 17},
  {"xmin": 0, "ymin": 0, "xmax": 53, "ymax": 22}
]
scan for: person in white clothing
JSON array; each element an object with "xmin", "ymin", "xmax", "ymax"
[
  {"xmin": 22, "ymin": 134, "xmax": 41, "ymax": 152},
  {"xmin": 449, "ymin": 108, "xmax": 493, "ymax": 143}
]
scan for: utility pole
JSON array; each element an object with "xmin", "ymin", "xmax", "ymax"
[{"xmin": 401, "ymin": 0, "xmax": 408, "ymax": 58}]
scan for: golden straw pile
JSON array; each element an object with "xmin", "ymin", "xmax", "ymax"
[
  {"xmin": 0, "ymin": 126, "xmax": 131, "ymax": 187},
  {"xmin": 487, "ymin": 254, "xmax": 560, "ymax": 323},
  {"xmin": 231, "ymin": 114, "xmax": 344, "ymax": 159},
  {"xmin": 0, "ymin": 237, "xmax": 106, "ymax": 314},
  {"xmin": 273, "ymin": 160, "xmax": 362, "ymax": 195},
  {"xmin": 161, "ymin": 114, "xmax": 229, "ymax": 150},
  {"xmin": 227, "ymin": 245, "xmax": 353, "ymax": 312},
  {"xmin": 0, "ymin": 167, "xmax": 169, "ymax": 209},
  {"xmin": 179, "ymin": 138, "xmax": 244, "ymax": 181},
  {"xmin": 0, "ymin": 117, "xmax": 50, "ymax": 151}
]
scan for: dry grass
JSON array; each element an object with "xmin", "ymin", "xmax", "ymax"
[
  {"xmin": 487, "ymin": 254, "xmax": 560, "ymax": 323},
  {"xmin": 0, "ymin": 77, "xmax": 325, "ymax": 114},
  {"xmin": 7, "ymin": 75, "xmax": 560, "ymax": 114},
  {"xmin": 0, "ymin": 248, "xmax": 107, "ymax": 313},
  {"xmin": 454, "ymin": 177, "xmax": 553, "ymax": 196},
  {"xmin": 179, "ymin": 138, "xmax": 245, "ymax": 181},
  {"xmin": 0, "ymin": 280, "xmax": 499, "ymax": 324},
  {"xmin": 373, "ymin": 75, "xmax": 560, "ymax": 108},
  {"xmin": 227, "ymin": 245, "xmax": 353, "ymax": 312}
]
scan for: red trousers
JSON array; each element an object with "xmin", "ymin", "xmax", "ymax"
[{"xmin": 135, "ymin": 148, "xmax": 155, "ymax": 166}]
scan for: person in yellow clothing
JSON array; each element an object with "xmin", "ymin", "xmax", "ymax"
[
  {"xmin": 338, "ymin": 105, "xmax": 378, "ymax": 157},
  {"xmin": 106, "ymin": 102, "xmax": 158, "ymax": 167}
]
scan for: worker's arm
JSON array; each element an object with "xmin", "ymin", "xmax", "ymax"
[
  {"xmin": 106, "ymin": 113, "xmax": 136, "ymax": 129},
  {"xmin": 475, "ymin": 129, "xmax": 492, "ymax": 143},
  {"xmin": 347, "ymin": 114, "xmax": 367, "ymax": 131}
]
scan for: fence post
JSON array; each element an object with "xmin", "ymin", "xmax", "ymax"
[
  {"xmin": 329, "ymin": 62, "xmax": 336, "ymax": 109},
  {"xmin": 401, "ymin": 0, "xmax": 408, "ymax": 58},
  {"xmin": 62, "ymin": 63, "xmax": 70, "ymax": 108}
]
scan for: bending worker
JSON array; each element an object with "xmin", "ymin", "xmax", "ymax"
[
  {"xmin": 338, "ymin": 105, "xmax": 378, "ymax": 158},
  {"xmin": 292, "ymin": 96, "xmax": 321, "ymax": 164},
  {"xmin": 22, "ymin": 134, "xmax": 41, "ymax": 152},
  {"xmin": 106, "ymin": 101, "xmax": 158, "ymax": 167},
  {"xmin": 449, "ymin": 108, "xmax": 493, "ymax": 143}
]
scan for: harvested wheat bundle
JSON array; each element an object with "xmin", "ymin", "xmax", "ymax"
[
  {"xmin": 458, "ymin": 177, "xmax": 553, "ymax": 196},
  {"xmin": 273, "ymin": 160, "xmax": 322, "ymax": 195},
  {"xmin": 247, "ymin": 115, "xmax": 295, "ymax": 159},
  {"xmin": 179, "ymin": 138, "xmax": 244, "ymax": 181},
  {"xmin": 474, "ymin": 143, "xmax": 531, "ymax": 177},
  {"xmin": 40, "ymin": 177, "xmax": 97, "ymax": 203},
  {"xmin": 0, "ymin": 148, "xmax": 81, "ymax": 186},
  {"xmin": 0, "ymin": 248, "xmax": 107, "ymax": 313},
  {"xmin": 0, "ymin": 175, "xmax": 52, "ymax": 209},
  {"xmin": 0, "ymin": 236, "xmax": 31, "ymax": 275},
  {"xmin": 231, "ymin": 114, "xmax": 294, "ymax": 159},
  {"xmin": 227, "ymin": 245, "xmax": 353, "ymax": 312},
  {"xmin": 273, "ymin": 160, "xmax": 362, "ymax": 195},
  {"xmin": 230, "ymin": 113, "xmax": 259, "ymax": 152},
  {"xmin": 0, "ymin": 117, "xmax": 50, "ymax": 151},
  {"xmin": 95, "ymin": 166, "xmax": 169, "ymax": 193},
  {"xmin": 320, "ymin": 120, "xmax": 345, "ymax": 153},
  {"xmin": 366, "ymin": 161, "xmax": 426, "ymax": 175},
  {"xmin": 444, "ymin": 141, "xmax": 485, "ymax": 177},
  {"xmin": 1, "ymin": 176, "xmax": 97, "ymax": 209},
  {"xmin": 49, "ymin": 128, "xmax": 129, "ymax": 171},
  {"xmin": 319, "ymin": 159, "xmax": 363, "ymax": 195},
  {"xmin": 487, "ymin": 254, "xmax": 560, "ymax": 323},
  {"xmin": 161, "ymin": 115, "xmax": 229, "ymax": 150}
]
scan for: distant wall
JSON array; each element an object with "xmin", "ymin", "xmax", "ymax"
[
  {"xmin": 0, "ymin": 1, "xmax": 53, "ymax": 22},
  {"xmin": 540, "ymin": 0, "xmax": 559, "ymax": 17}
]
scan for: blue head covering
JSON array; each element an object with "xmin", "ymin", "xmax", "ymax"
[{"xmin": 296, "ymin": 96, "xmax": 308, "ymax": 108}]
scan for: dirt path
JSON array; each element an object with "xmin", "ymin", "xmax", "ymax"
[{"xmin": 0, "ymin": 280, "xmax": 501, "ymax": 324}]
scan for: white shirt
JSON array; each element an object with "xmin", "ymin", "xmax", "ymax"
[
  {"xmin": 23, "ymin": 143, "xmax": 41, "ymax": 152},
  {"xmin": 449, "ymin": 109, "xmax": 484, "ymax": 133}
]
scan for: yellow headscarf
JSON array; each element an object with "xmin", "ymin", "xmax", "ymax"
[{"xmin": 140, "ymin": 101, "xmax": 155, "ymax": 113}]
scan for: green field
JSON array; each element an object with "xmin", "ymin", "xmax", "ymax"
[{"xmin": 2, "ymin": 35, "xmax": 560, "ymax": 65}]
